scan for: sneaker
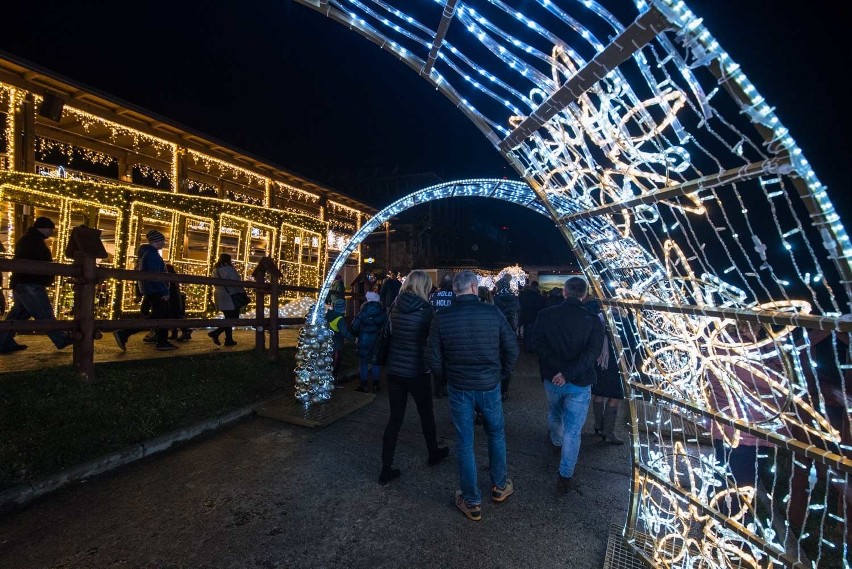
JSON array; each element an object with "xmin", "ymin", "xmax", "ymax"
[
  {"xmin": 454, "ymin": 491, "xmax": 481, "ymax": 521},
  {"xmin": 155, "ymin": 342, "xmax": 178, "ymax": 351},
  {"xmin": 378, "ymin": 467, "xmax": 400, "ymax": 485},
  {"xmin": 113, "ymin": 331, "xmax": 126, "ymax": 352},
  {"xmin": 491, "ymin": 479, "xmax": 514, "ymax": 502},
  {"xmin": 0, "ymin": 344, "xmax": 27, "ymax": 354},
  {"xmin": 428, "ymin": 446, "xmax": 449, "ymax": 466}
]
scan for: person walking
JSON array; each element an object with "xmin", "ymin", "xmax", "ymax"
[
  {"xmin": 379, "ymin": 270, "xmax": 449, "ymax": 485},
  {"xmin": 427, "ymin": 270, "xmax": 519, "ymax": 521},
  {"xmin": 0, "ymin": 217, "xmax": 72, "ymax": 354},
  {"xmin": 492, "ymin": 274, "xmax": 519, "ymax": 401},
  {"xmin": 583, "ymin": 297, "xmax": 624, "ymax": 445},
  {"xmin": 350, "ymin": 290, "xmax": 386, "ymax": 393},
  {"xmin": 113, "ymin": 230, "xmax": 176, "ymax": 351},
  {"xmin": 519, "ymin": 280, "xmax": 545, "ymax": 352},
  {"xmin": 166, "ymin": 264, "xmax": 192, "ymax": 342},
  {"xmin": 208, "ymin": 253, "xmax": 244, "ymax": 347},
  {"xmin": 379, "ymin": 270, "xmax": 402, "ymax": 310},
  {"xmin": 530, "ymin": 276, "xmax": 604, "ymax": 494},
  {"xmin": 428, "ymin": 272, "xmax": 455, "ymax": 311}
]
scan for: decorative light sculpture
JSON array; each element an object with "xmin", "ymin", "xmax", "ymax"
[
  {"xmin": 292, "ymin": 1, "xmax": 852, "ymax": 566},
  {"xmin": 496, "ymin": 264, "xmax": 527, "ymax": 292}
]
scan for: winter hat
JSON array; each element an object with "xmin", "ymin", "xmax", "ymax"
[
  {"xmin": 33, "ymin": 216, "xmax": 55, "ymax": 229},
  {"xmin": 146, "ymin": 230, "xmax": 165, "ymax": 243},
  {"xmin": 333, "ymin": 298, "xmax": 346, "ymax": 313},
  {"xmin": 366, "ymin": 291, "xmax": 380, "ymax": 302}
]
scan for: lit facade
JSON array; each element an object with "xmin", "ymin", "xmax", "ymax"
[{"xmin": 0, "ymin": 57, "xmax": 374, "ymax": 317}]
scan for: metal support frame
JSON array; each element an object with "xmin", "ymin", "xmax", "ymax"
[
  {"xmin": 561, "ymin": 157, "xmax": 790, "ymax": 224},
  {"xmin": 498, "ymin": 5, "xmax": 671, "ymax": 153},
  {"xmin": 422, "ymin": 0, "xmax": 458, "ymax": 77}
]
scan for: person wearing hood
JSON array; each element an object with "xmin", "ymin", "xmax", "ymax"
[
  {"xmin": 379, "ymin": 270, "xmax": 449, "ymax": 485},
  {"xmin": 350, "ymin": 290, "xmax": 386, "ymax": 392},
  {"xmin": 113, "ymin": 230, "xmax": 176, "ymax": 351},
  {"xmin": 0, "ymin": 216, "xmax": 72, "ymax": 354}
]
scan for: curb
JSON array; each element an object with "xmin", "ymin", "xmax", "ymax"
[{"xmin": 0, "ymin": 397, "xmax": 273, "ymax": 514}]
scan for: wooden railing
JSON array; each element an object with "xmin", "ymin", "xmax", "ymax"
[{"xmin": 0, "ymin": 227, "xmax": 319, "ymax": 380}]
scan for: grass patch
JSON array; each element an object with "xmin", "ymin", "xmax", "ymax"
[{"xmin": 0, "ymin": 349, "xmax": 301, "ymax": 492}]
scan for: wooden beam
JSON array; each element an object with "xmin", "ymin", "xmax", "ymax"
[
  {"xmin": 498, "ymin": 5, "xmax": 671, "ymax": 153},
  {"xmin": 560, "ymin": 156, "xmax": 791, "ymax": 223}
]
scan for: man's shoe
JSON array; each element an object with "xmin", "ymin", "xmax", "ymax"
[
  {"xmin": 372, "ymin": 383, "xmax": 381, "ymax": 393},
  {"xmin": 208, "ymin": 331, "xmax": 221, "ymax": 346},
  {"xmin": 113, "ymin": 331, "xmax": 126, "ymax": 352},
  {"xmin": 354, "ymin": 384, "xmax": 368, "ymax": 393},
  {"xmin": 557, "ymin": 475, "xmax": 576, "ymax": 495},
  {"xmin": 0, "ymin": 344, "xmax": 27, "ymax": 354},
  {"xmin": 492, "ymin": 479, "xmax": 514, "ymax": 502},
  {"xmin": 58, "ymin": 336, "xmax": 74, "ymax": 350},
  {"xmin": 378, "ymin": 467, "xmax": 400, "ymax": 485},
  {"xmin": 155, "ymin": 342, "xmax": 178, "ymax": 351},
  {"xmin": 223, "ymin": 339, "xmax": 237, "ymax": 347},
  {"xmin": 428, "ymin": 446, "xmax": 449, "ymax": 466},
  {"xmin": 454, "ymin": 491, "xmax": 481, "ymax": 521}
]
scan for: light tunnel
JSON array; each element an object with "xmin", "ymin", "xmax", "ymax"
[{"xmin": 290, "ymin": 1, "xmax": 852, "ymax": 566}]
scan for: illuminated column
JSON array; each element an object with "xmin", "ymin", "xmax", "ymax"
[
  {"xmin": 12, "ymin": 92, "xmax": 35, "ymax": 173},
  {"xmin": 174, "ymin": 146, "xmax": 187, "ymax": 193}
]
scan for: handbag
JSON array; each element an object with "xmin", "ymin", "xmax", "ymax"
[
  {"xmin": 230, "ymin": 292, "xmax": 250, "ymax": 309},
  {"xmin": 370, "ymin": 313, "xmax": 392, "ymax": 366}
]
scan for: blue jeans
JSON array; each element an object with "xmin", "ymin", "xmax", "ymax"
[
  {"xmin": 0, "ymin": 284, "xmax": 68, "ymax": 350},
  {"xmin": 448, "ymin": 384, "xmax": 507, "ymax": 505},
  {"xmin": 359, "ymin": 358, "xmax": 380, "ymax": 385},
  {"xmin": 543, "ymin": 380, "xmax": 591, "ymax": 478}
]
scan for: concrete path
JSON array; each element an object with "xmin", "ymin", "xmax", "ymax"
[
  {"xmin": 0, "ymin": 349, "xmax": 632, "ymax": 569},
  {"xmin": 0, "ymin": 328, "xmax": 301, "ymax": 374}
]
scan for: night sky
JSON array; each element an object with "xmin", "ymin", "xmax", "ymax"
[{"xmin": 1, "ymin": 1, "xmax": 849, "ymax": 265}]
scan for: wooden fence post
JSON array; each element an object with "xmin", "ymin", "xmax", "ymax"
[
  {"xmin": 268, "ymin": 277, "xmax": 279, "ymax": 361},
  {"xmin": 66, "ymin": 225, "xmax": 108, "ymax": 381},
  {"xmin": 253, "ymin": 265, "xmax": 266, "ymax": 352}
]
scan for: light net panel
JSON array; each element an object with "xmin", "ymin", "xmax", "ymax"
[{"xmin": 292, "ymin": 2, "xmax": 851, "ymax": 566}]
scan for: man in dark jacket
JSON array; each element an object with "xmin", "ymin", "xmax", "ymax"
[
  {"xmin": 518, "ymin": 281, "xmax": 545, "ymax": 349},
  {"xmin": 428, "ymin": 272, "xmax": 455, "ymax": 397},
  {"xmin": 428, "ymin": 272, "xmax": 455, "ymax": 312},
  {"xmin": 427, "ymin": 270, "xmax": 519, "ymax": 521},
  {"xmin": 530, "ymin": 276, "xmax": 604, "ymax": 494},
  {"xmin": 492, "ymin": 274, "xmax": 520, "ymax": 400},
  {"xmin": 0, "ymin": 217, "xmax": 72, "ymax": 353},
  {"xmin": 379, "ymin": 270, "xmax": 401, "ymax": 310},
  {"xmin": 113, "ymin": 230, "xmax": 176, "ymax": 352}
]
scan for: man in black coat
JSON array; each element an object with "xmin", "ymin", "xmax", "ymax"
[
  {"xmin": 530, "ymin": 276, "xmax": 604, "ymax": 494},
  {"xmin": 427, "ymin": 270, "xmax": 519, "ymax": 521},
  {"xmin": 518, "ymin": 280, "xmax": 545, "ymax": 349},
  {"xmin": 428, "ymin": 272, "xmax": 455, "ymax": 312},
  {"xmin": 379, "ymin": 270, "xmax": 402, "ymax": 310},
  {"xmin": 492, "ymin": 274, "xmax": 520, "ymax": 400},
  {"xmin": 0, "ymin": 217, "xmax": 72, "ymax": 354}
]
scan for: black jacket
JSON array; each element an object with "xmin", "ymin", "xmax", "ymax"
[
  {"xmin": 386, "ymin": 291, "xmax": 433, "ymax": 377},
  {"xmin": 427, "ymin": 294, "xmax": 519, "ymax": 391},
  {"xmin": 493, "ymin": 286, "xmax": 520, "ymax": 331},
  {"xmin": 380, "ymin": 278, "xmax": 402, "ymax": 308},
  {"xmin": 10, "ymin": 228, "xmax": 54, "ymax": 287},
  {"xmin": 519, "ymin": 287, "xmax": 546, "ymax": 324},
  {"xmin": 350, "ymin": 301, "xmax": 387, "ymax": 358},
  {"xmin": 530, "ymin": 297, "xmax": 604, "ymax": 387},
  {"xmin": 429, "ymin": 286, "xmax": 455, "ymax": 311}
]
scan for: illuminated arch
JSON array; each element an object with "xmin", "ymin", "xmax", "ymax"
[{"xmin": 291, "ymin": 2, "xmax": 852, "ymax": 566}]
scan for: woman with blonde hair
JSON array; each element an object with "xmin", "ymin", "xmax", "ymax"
[{"xmin": 378, "ymin": 270, "xmax": 449, "ymax": 484}]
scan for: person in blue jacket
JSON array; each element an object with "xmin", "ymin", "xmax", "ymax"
[
  {"xmin": 350, "ymin": 290, "xmax": 386, "ymax": 392},
  {"xmin": 113, "ymin": 230, "xmax": 177, "ymax": 351}
]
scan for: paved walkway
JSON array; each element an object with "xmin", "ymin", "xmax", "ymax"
[
  {"xmin": 0, "ymin": 328, "xmax": 301, "ymax": 374},
  {"xmin": 0, "ymin": 349, "xmax": 632, "ymax": 569}
]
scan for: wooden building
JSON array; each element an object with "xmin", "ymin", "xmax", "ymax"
[{"xmin": 0, "ymin": 55, "xmax": 375, "ymax": 317}]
